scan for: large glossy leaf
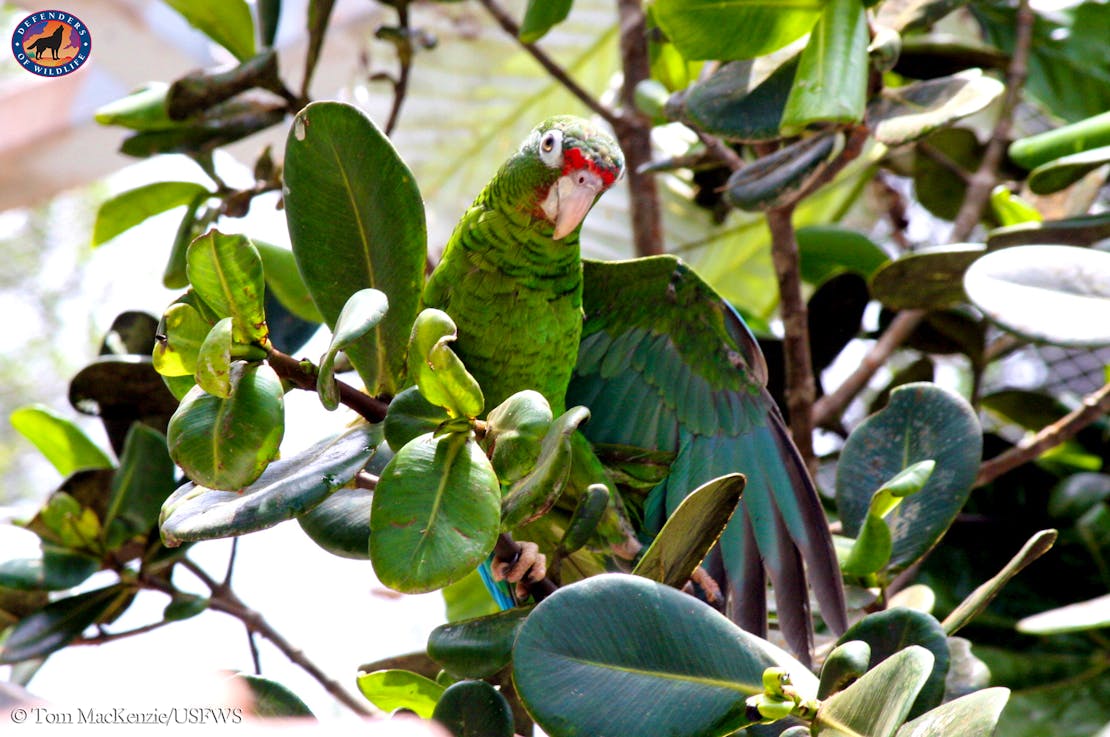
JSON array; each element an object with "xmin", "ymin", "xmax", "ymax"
[
  {"xmin": 678, "ymin": 56, "xmax": 799, "ymax": 142},
  {"xmin": 834, "ymin": 608, "xmax": 950, "ymax": 720},
  {"xmin": 725, "ymin": 130, "xmax": 843, "ymax": 212},
  {"xmin": 893, "ymin": 687, "xmax": 1009, "ymax": 737},
  {"xmin": 836, "ymin": 383, "xmax": 981, "ymax": 570},
  {"xmin": 428, "ymin": 607, "xmax": 532, "ymax": 679},
  {"xmin": 869, "ymin": 244, "xmax": 985, "ymax": 310},
  {"xmin": 1008, "ymin": 110, "xmax": 1110, "ymax": 170},
  {"xmin": 186, "ymin": 231, "xmax": 267, "ymax": 345},
  {"xmin": 653, "ymin": 0, "xmax": 824, "ymax": 61},
  {"xmin": 369, "ymin": 432, "xmax": 500, "ymax": 593},
  {"xmin": 406, "ymin": 310, "xmax": 484, "ymax": 419},
  {"xmin": 633, "ymin": 473, "xmax": 745, "ymax": 590},
  {"xmin": 433, "ymin": 680, "xmax": 514, "ymax": 737},
  {"xmin": 162, "ymin": 0, "xmax": 256, "ymax": 62},
  {"xmin": 0, "ymin": 546, "xmax": 99, "ymax": 592},
  {"xmin": 987, "ymin": 213, "xmax": 1110, "ymax": 249},
  {"xmin": 797, "ymin": 226, "xmax": 889, "ymax": 284},
  {"xmin": 500, "ymin": 407, "xmax": 589, "ymax": 529},
  {"xmin": 165, "ymin": 362, "xmax": 285, "ymax": 492},
  {"xmin": 10, "ymin": 405, "xmax": 114, "ymax": 477},
  {"xmin": 153, "ymin": 302, "xmax": 211, "ymax": 377},
  {"xmin": 813, "ymin": 646, "xmax": 934, "ymax": 737},
  {"xmin": 297, "ymin": 441, "xmax": 391, "ymax": 559},
  {"xmin": 92, "ymin": 182, "xmax": 211, "ymax": 247},
  {"xmin": 235, "ymin": 673, "xmax": 315, "ymax": 718},
  {"xmin": 161, "ymin": 422, "xmax": 377, "ymax": 546},
  {"xmin": 964, "ymin": 245, "xmax": 1110, "ymax": 347},
  {"xmin": 1027, "ymin": 144, "xmax": 1110, "ymax": 195},
  {"xmin": 780, "ymin": 0, "xmax": 869, "ymax": 133},
  {"xmin": 284, "ymin": 101, "xmax": 425, "ymax": 397},
  {"xmin": 254, "ymin": 242, "xmax": 324, "ymax": 324},
  {"xmin": 356, "ymin": 669, "xmax": 443, "ymax": 719},
  {"xmin": 514, "ymin": 574, "xmax": 817, "ymax": 737},
  {"xmin": 102, "ymin": 424, "xmax": 176, "ymax": 550},
  {"xmin": 0, "ymin": 584, "xmax": 128, "ymax": 664},
  {"xmin": 485, "ymin": 391, "xmax": 554, "ymax": 484},
  {"xmin": 868, "ymin": 69, "xmax": 1004, "ymax": 146}
]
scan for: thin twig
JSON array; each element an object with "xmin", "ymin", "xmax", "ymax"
[
  {"xmin": 172, "ymin": 558, "xmax": 374, "ymax": 716},
  {"xmin": 223, "ymin": 538, "xmax": 239, "ymax": 588},
  {"xmin": 475, "ymin": 0, "xmax": 620, "ymax": 129},
  {"xmin": 812, "ymin": 310, "xmax": 926, "ymax": 427},
  {"xmin": 976, "ymin": 382, "xmax": 1110, "ymax": 487},
  {"xmin": 246, "ymin": 630, "xmax": 263, "ymax": 676},
  {"xmin": 73, "ymin": 619, "xmax": 172, "ymax": 646},
  {"xmin": 382, "ymin": 3, "xmax": 414, "ymax": 136},
  {"xmin": 949, "ymin": 0, "xmax": 1035, "ymax": 242},
  {"xmin": 266, "ymin": 348, "xmax": 390, "ymax": 423},
  {"xmin": 766, "ymin": 206, "xmax": 816, "ymax": 471}
]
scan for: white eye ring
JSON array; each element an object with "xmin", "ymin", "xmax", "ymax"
[{"xmin": 538, "ymin": 129, "xmax": 563, "ymax": 168}]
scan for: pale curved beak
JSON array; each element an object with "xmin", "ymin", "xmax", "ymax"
[{"xmin": 542, "ymin": 170, "xmax": 605, "ymax": 240}]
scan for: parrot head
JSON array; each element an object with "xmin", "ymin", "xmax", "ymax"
[{"xmin": 510, "ymin": 116, "xmax": 624, "ymax": 240}]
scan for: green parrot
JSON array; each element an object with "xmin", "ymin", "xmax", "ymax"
[{"xmin": 423, "ymin": 116, "xmax": 846, "ymax": 659}]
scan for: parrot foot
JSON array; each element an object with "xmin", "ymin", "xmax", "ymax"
[
  {"xmin": 492, "ymin": 541, "xmax": 547, "ymax": 600},
  {"xmin": 686, "ymin": 566, "xmax": 723, "ymax": 604}
]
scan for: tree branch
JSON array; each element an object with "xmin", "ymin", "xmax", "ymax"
[
  {"xmin": 266, "ymin": 348, "xmax": 390, "ymax": 423},
  {"xmin": 767, "ymin": 206, "xmax": 816, "ymax": 470},
  {"xmin": 949, "ymin": 0, "xmax": 1035, "ymax": 242},
  {"xmin": 976, "ymin": 381, "xmax": 1110, "ymax": 487},
  {"xmin": 475, "ymin": 0, "xmax": 620, "ymax": 129},
  {"xmin": 74, "ymin": 619, "xmax": 173, "ymax": 646}
]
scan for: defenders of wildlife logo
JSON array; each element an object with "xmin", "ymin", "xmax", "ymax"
[{"xmin": 11, "ymin": 9, "xmax": 91, "ymax": 77}]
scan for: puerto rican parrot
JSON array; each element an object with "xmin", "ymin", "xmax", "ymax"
[{"xmin": 423, "ymin": 116, "xmax": 846, "ymax": 659}]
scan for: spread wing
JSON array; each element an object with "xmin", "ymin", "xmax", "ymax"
[{"xmin": 567, "ymin": 255, "xmax": 847, "ymax": 660}]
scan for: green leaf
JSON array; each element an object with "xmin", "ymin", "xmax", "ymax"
[
  {"xmin": 297, "ymin": 441, "xmax": 391, "ymax": 559},
  {"xmin": 942, "ymin": 529, "xmax": 1057, "ymax": 635},
  {"xmin": 964, "ymin": 245, "xmax": 1110, "ymax": 347},
  {"xmin": 894, "ymin": 687, "xmax": 1009, "ymax": 737},
  {"xmin": 235, "ymin": 674, "xmax": 315, "ymax": 718},
  {"xmin": 94, "ymin": 83, "xmax": 175, "ymax": 131},
  {"xmin": 870, "ymin": 244, "xmax": 985, "ymax": 310},
  {"xmin": 161, "ymin": 0, "xmax": 256, "ymax": 61},
  {"xmin": 428, "ymin": 607, "xmax": 532, "ymax": 679},
  {"xmin": 987, "ymin": 213, "xmax": 1110, "ymax": 249},
  {"xmin": 834, "ymin": 608, "xmax": 950, "ymax": 720},
  {"xmin": 836, "ymin": 382, "xmax": 981, "ymax": 571},
  {"xmin": 165, "ymin": 362, "xmax": 284, "ymax": 492},
  {"xmin": 255, "ymin": 242, "xmax": 324, "ymax": 324},
  {"xmin": 370, "ymin": 432, "xmax": 499, "ymax": 593},
  {"xmin": 161, "ymin": 423, "xmax": 377, "ymax": 545},
  {"xmin": 818, "ymin": 640, "xmax": 871, "ymax": 698},
  {"xmin": 558, "ymin": 484, "xmax": 610, "ymax": 555},
  {"xmin": 485, "ymin": 391, "xmax": 554, "ymax": 484},
  {"xmin": 0, "ymin": 584, "xmax": 128, "ymax": 664},
  {"xmin": 433, "ymin": 680, "xmax": 514, "ymax": 737},
  {"xmin": 163, "ymin": 593, "xmax": 208, "ymax": 622},
  {"xmin": 813, "ymin": 645, "xmax": 934, "ymax": 737},
  {"xmin": 1009, "ymin": 111, "xmax": 1110, "ymax": 170},
  {"xmin": 653, "ymin": 0, "xmax": 824, "ymax": 61},
  {"xmin": 195, "ymin": 317, "xmax": 235, "ymax": 398},
  {"xmin": 797, "ymin": 226, "xmax": 890, "ymax": 284},
  {"xmin": 0, "ymin": 547, "xmax": 99, "ymax": 592},
  {"xmin": 407, "ymin": 309, "xmax": 484, "ymax": 419},
  {"xmin": 520, "ymin": 0, "xmax": 573, "ymax": 43},
  {"xmin": 633, "ymin": 473, "xmax": 745, "ymax": 589},
  {"xmin": 102, "ymin": 424, "xmax": 176, "ymax": 550},
  {"xmin": 302, "ymin": 0, "xmax": 336, "ymax": 96},
  {"xmin": 153, "ymin": 301, "xmax": 211, "ymax": 378},
  {"xmin": 500, "ymin": 407, "xmax": 590, "ymax": 529},
  {"xmin": 257, "ymin": 0, "xmax": 282, "ymax": 47},
  {"xmin": 1017, "ymin": 593, "xmax": 1110, "ymax": 635},
  {"xmin": 186, "ymin": 230, "xmax": 267, "ymax": 345},
  {"xmin": 678, "ymin": 56, "xmax": 799, "ymax": 142},
  {"xmin": 284, "ymin": 101, "xmax": 425, "ymax": 397},
  {"xmin": 10, "ymin": 405, "xmax": 114, "ymax": 477},
  {"xmin": 164, "ymin": 192, "xmax": 208, "ymax": 289},
  {"xmin": 317, "ymin": 289, "xmax": 389, "ymax": 410},
  {"xmin": 841, "ymin": 461, "xmax": 934, "ymax": 577},
  {"xmin": 780, "ymin": 0, "xmax": 869, "ymax": 134},
  {"xmin": 1027, "ymin": 144, "xmax": 1110, "ymax": 195},
  {"xmin": 92, "ymin": 182, "xmax": 211, "ymax": 247},
  {"xmin": 990, "ymin": 185, "xmax": 1043, "ymax": 226},
  {"xmin": 383, "ymin": 386, "xmax": 452, "ymax": 452},
  {"xmin": 356, "ymin": 669, "xmax": 444, "ymax": 719},
  {"xmin": 725, "ymin": 130, "xmax": 844, "ymax": 211},
  {"xmin": 514, "ymin": 574, "xmax": 817, "ymax": 737},
  {"xmin": 868, "ymin": 69, "xmax": 1005, "ymax": 146}
]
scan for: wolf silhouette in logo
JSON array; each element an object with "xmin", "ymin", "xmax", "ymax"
[{"xmin": 26, "ymin": 23, "xmax": 65, "ymax": 61}]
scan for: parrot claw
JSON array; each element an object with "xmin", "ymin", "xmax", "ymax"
[
  {"xmin": 492, "ymin": 541, "xmax": 548, "ymax": 600},
  {"xmin": 686, "ymin": 566, "xmax": 723, "ymax": 604}
]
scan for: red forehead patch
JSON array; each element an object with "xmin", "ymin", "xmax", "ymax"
[{"xmin": 563, "ymin": 147, "xmax": 617, "ymax": 187}]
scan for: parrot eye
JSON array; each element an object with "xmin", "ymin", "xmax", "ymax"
[{"xmin": 538, "ymin": 129, "xmax": 563, "ymax": 168}]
